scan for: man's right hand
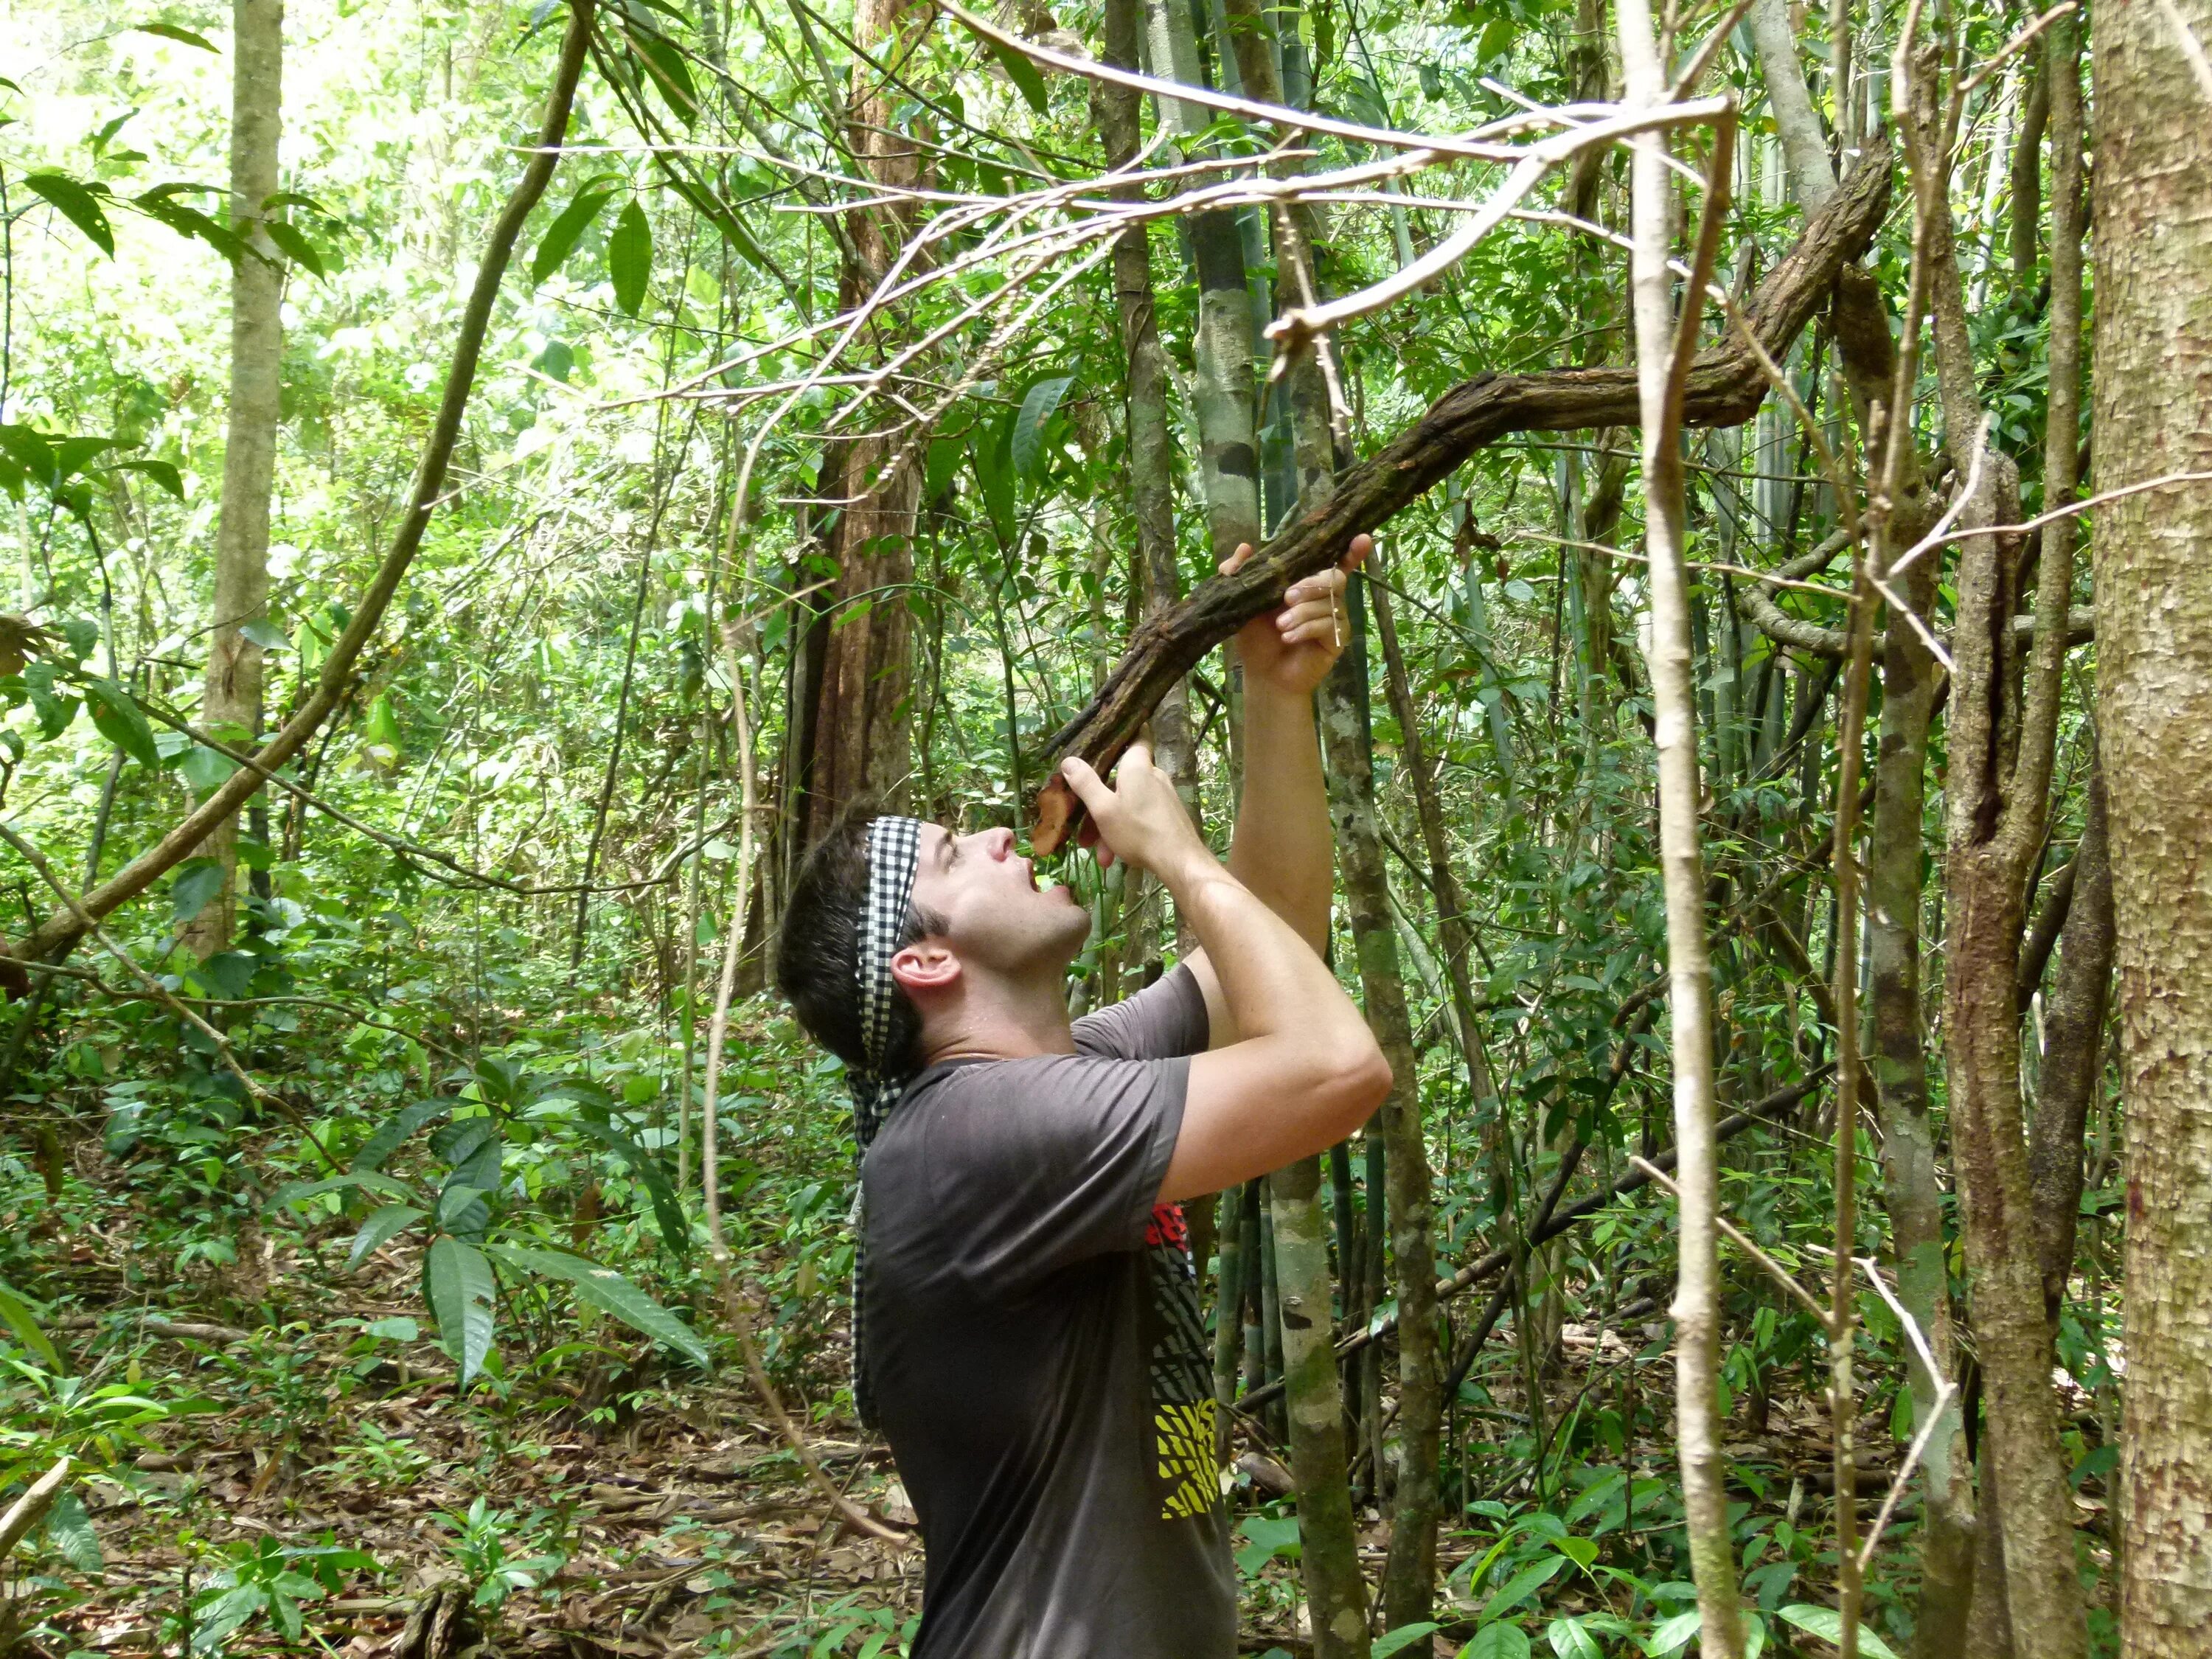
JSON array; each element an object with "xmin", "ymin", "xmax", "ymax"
[{"xmin": 1059, "ymin": 741, "xmax": 1208, "ymax": 880}]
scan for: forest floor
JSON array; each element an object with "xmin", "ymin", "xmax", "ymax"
[{"xmin": 6, "ymin": 1161, "xmax": 2118, "ymax": 1659}]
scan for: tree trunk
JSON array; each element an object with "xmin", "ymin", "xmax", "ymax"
[
  {"xmin": 798, "ymin": 0, "xmax": 926, "ymax": 846},
  {"xmin": 1319, "ymin": 577, "xmax": 1441, "ymax": 1629},
  {"xmin": 186, "ymin": 0, "xmax": 285, "ymax": 957},
  {"xmin": 1616, "ymin": 0, "xmax": 1742, "ymax": 1644},
  {"xmin": 1269, "ymin": 1156, "xmax": 1372, "ymax": 1659},
  {"xmin": 1905, "ymin": 28, "xmax": 2087, "ymax": 1653},
  {"xmin": 2091, "ymin": 0, "xmax": 2212, "ymax": 1645},
  {"xmin": 1832, "ymin": 258, "xmax": 1978, "ymax": 1657},
  {"xmin": 1094, "ymin": 0, "xmax": 1192, "ymax": 810},
  {"xmin": 2028, "ymin": 758, "xmax": 2111, "ymax": 1327}
]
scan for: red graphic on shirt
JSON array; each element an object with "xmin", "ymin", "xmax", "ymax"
[{"xmin": 1145, "ymin": 1203, "xmax": 1188, "ymax": 1253}]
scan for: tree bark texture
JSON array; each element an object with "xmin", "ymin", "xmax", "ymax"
[
  {"xmin": 2028, "ymin": 757, "xmax": 2110, "ymax": 1327},
  {"xmin": 799, "ymin": 0, "xmax": 928, "ymax": 847},
  {"xmin": 2092, "ymin": 0, "xmax": 2212, "ymax": 1644},
  {"xmin": 1319, "ymin": 580, "xmax": 1441, "ymax": 1629},
  {"xmin": 1093, "ymin": 0, "xmax": 1195, "ymax": 819},
  {"xmin": 1031, "ymin": 143, "xmax": 1892, "ymax": 852},
  {"xmin": 0, "ymin": 0, "xmax": 594, "ymax": 974},
  {"xmin": 1141, "ymin": 0, "xmax": 1260, "ymax": 566},
  {"xmin": 1267, "ymin": 1156, "xmax": 1372, "ymax": 1659},
  {"xmin": 1912, "ymin": 26, "xmax": 2087, "ymax": 1652},
  {"xmin": 1617, "ymin": 0, "xmax": 1742, "ymax": 1641},
  {"xmin": 187, "ymin": 0, "xmax": 285, "ymax": 957}
]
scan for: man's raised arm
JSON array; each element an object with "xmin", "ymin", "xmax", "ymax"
[{"xmin": 1058, "ymin": 742, "xmax": 1389, "ymax": 1201}]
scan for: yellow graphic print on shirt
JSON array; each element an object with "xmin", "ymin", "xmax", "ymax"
[
  {"xmin": 1155, "ymin": 1397, "xmax": 1220, "ymax": 1520},
  {"xmin": 1144, "ymin": 1203, "xmax": 1222, "ymax": 1523}
]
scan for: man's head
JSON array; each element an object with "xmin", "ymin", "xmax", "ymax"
[{"xmin": 776, "ymin": 807, "xmax": 1091, "ymax": 1073}]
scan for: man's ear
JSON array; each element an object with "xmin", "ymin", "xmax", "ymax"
[{"xmin": 889, "ymin": 939, "xmax": 961, "ymax": 998}]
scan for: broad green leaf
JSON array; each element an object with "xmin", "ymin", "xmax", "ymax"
[
  {"xmin": 531, "ymin": 182, "xmax": 618, "ymax": 283},
  {"xmin": 1778, "ymin": 1606, "xmax": 1899, "ymax": 1659},
  {"xmin": 112, "ymin": 458, "xmax": 184, "ymax": 499},
  {"xmin": 1552, "ymin": 1536, "xmax": 1599, "ymax": 1572},
  {"xmin": 351, "ymin": 1100, "xmax": 451, "ymax": 1172},
  {"xmin": 268, "ymin": 1172, "xmax": 415, "ymax": 1210},
  {"xmin": 261, "ymin": 218, "xmax": 324, "ymax": 276},
  {"xmin": 1642, "ymin": 1610, "xmax": 1703, "ymax": 1656},
  {"xmin": 238, "ymin": 617, "xmax": 285, "ymax": 650},
  {"xmin": 1546, "ymin": 1619, "xmax": 1602, "ymax": 1659},
  {"xmin": 54, "ymin": 436, "xmax": 128, "ymax": 482},
  {"xmin": 1011, "ymin": 375, "xmax": 1072, "ymax": 481},
  {"xmin": 437, "ymin": 1183, "xmax": 490, "ymax": 1228},
  {"xmin": 1458, "ymin": 1625, "xmax": 1530, "ymax": 1659},
  {"xmin": 170, "ymin": 858, "xmax": 226, "ymax": 924},
  {"xmin": 622, "ymin": 25, "xmax": 700, "ymax": 121},
  {"xmin": 487, "ymin": 1245, "xmax": 709, "ymax": 1367},
  {"xmin": 425, "ymin": 1235, "xmax": 496, "ymax": 1385},
  {"xmin": 24, "ymin": 173, "xmax": 114, "ymax": 255},
  {"xmin": 608, "ymin": 198, "xmax": 652, "ymax": 316},
  {"xmin": 84, "ymin": 678, "xmax": 159, "ymax": 769},
  {"xmin": 571, "ymin": 1116, "xmax": 688, "ymax": 1258},
  {"xmin": 135, "ymin": 21, "xmax": 219, "ymax": 50},
  {"xmin": 1480, "ymin": 1555, "xmax": 1565, "ymax": 1621},
  {"xmin": 180, "ymin": 742, "xmax": 239, "ymax": 796},
  {"xmin": 0, "ymin": 424, "xmax": 55, "ymax": 483},
  {"xmin": 192, "ymin": 949, "xmax": 256, "ymax": 999},
  {"xmin": 971, "ymin": 29, "xmax": 1048, "ymax": 114},
  {"xmin": 44, "ymin": 1489, "xmax": 102, "ymax": 1570},
  {"xmin": 0, "ymin": 1276, "xmax": 60, "ymax": 1370},
  {"xmin": 1374, "ymin": 1623, "xmax": 1441, "ymax": 1658},
  {"xmin": 347, "ymin": 1204, "xmax": 427, "ymax": 1270}
]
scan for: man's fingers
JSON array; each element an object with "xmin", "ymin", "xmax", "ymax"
[
  {"xmin": 1218, "ymin": 543, "xmax": 1256, "ymax": 577},
  {"xmin": 1119, "ymin": 739, "xmax": 1155, "ymax": 777},
  {"xmin": 1341, "ymin": 532, "xmax": 1373, "ymax": 571},
  {"xmin": 1060, "ymin": 756, "xmax": 1113, "ymax": 814}
]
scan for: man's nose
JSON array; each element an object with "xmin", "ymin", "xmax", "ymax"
[{"xmin": 983, "ymin": 827, "xmax": 1015, "ymax": 860}]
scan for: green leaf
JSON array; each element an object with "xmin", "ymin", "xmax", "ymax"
[
  {"xmin": 0, "ymin": 424, "xmax": 55, "ymax": 484},
  {"xmin": 24, "ymin": 173, "xmax": 115, "ymax": 255},
  {"xmin": 1011, "ymin": 375, "xmax": 1072, "ymax": 481},
  {"xmin": 238, "ymin": 617, "xmax": 285, "ymax": 650},
  {"xmin": 84, "ymin": 678, "xmax": 159, "ymax": 769},
  {"xmin": 531, "ymin": 182, "xmax": 618, "ymax": 283},
  {"xmin": 487, "ymin": 1245, "xmax": 709, "ymax": 1368},
  {"xmin": 1552, "ymin": 1536, "xmax": 1599, "ymax": 1572},
  {"xmin": 1777, "ymin": 1607, "xmax": 1899, "ymax": 1659},
  {"xmin": 348, "ymin": 1205, "xmax": 427, "ymax": 1270},
  {"xmin": 268, "ymin": 1171, "xmax": 415, "ymax": 1210},
  {"xmin": 1546, "ymin": 1619, "xmax": 1602, "ymax": 1659},
  {"xmin": 170, "ymin": 858, "xmax": 226, "ymax": 925},
  {"xmin": 112, "ymin": 457, "xmax": 184, "ymax": 499},
  {"xmin": 180, "ymin": 742, "xmax": 239, "ymax": 796},
  {"xmin": 1458, "ymin": 1625, "xmax": 1531, "ymax": 1659},
  {"xmin": 437, "ymin": 1183, "xmax": 490, "ymax": 1228},
  {"xmin": 261, "ymin": 218, "xmax": 324, "ymax": 276},
  {"xmin": 54, "ymin": 435, "xmax": 128, "ymax": 482},
  {"xmin": 425, "ymin": 1236, "xmax": 496, "ymax": 1385},
  {"xmin": 192, "ymin": 949, "xmax": 256, "ymax": 999},
  {"xmin": 351, "ymin": 1100, "xmax": 451, "ymax": 1172},
  {"xmin": 1374, "ymin": 1624, "xmax": 1441, "ymax": 1658},
  {"xmin": 571, "ymin": 1116, "xmax": 689, "ymax": 1258},
  {"xmin": 964, "ymin": 24, "xmax": 1048, "ymax": 114},
  {"xmin": 1480, "ymin": 1555, "xmax": 1565, "ymax": 1621},
  {"xmin": 1642, "ymin": 1611, "xmax": 1703, "ymax": 1657},
  {"xmin": 608, "ymin": 198, "xmax": 652, "ymax": 316},
  {"xmin": 135, "ymin": 21, "xmax": 220, "ymax": 50},
  {"xmin": 0, "ymin": 1276, "xmax": 61, "ymax": 1370},
  {"xmin": 44, "ymin": 1489, "xmax": 102, "ymax": 1570}
]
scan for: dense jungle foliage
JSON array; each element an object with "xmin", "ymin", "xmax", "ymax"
[{"xmin": 1, "ymin": 0, "xmax": 2208, "ymax": 1652}]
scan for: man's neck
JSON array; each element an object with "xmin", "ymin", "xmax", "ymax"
[{"xmin": 919, "ymin": 974, "xmax": 1078, "ymax": 1066}]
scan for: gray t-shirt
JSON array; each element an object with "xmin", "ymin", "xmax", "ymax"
[{"xmin": 860, "ymin": 966, "xmax": 1235, "ymax": 1658}]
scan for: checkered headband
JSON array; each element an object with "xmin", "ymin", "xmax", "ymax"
[{"xmin": 849, "ymin": 813, "xmax": 924, "ymax": 1427}]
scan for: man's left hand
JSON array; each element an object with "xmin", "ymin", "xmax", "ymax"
[{"xmin": 1226, "ymin": 533, "xmax": 1374, "ymax": 698}]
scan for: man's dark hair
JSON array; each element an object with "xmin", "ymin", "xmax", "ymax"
[{"xmin": 775, "ymin": 804, "xmax": 944, "ymax": 1074}]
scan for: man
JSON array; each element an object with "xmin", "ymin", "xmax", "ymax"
[{"xmin": 773, "ymin": 535, "xmax": 1388, "ymax": 1658}]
